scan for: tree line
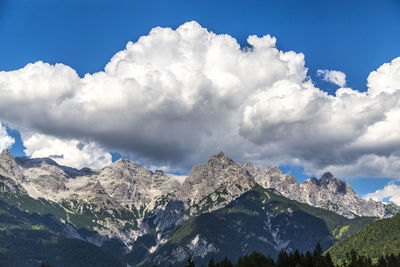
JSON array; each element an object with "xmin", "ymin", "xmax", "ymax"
[
  {"xmin": 39, "ymin": 243, "xmax": 400, "ymax": 267},
  {"xmin": 182, "ymin": 243, "xmax": 400, "ymax": 267}
]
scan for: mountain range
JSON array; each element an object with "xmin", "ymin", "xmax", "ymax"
[{"xmin": 0, "ymin": 149, "xmax": 398, "ymax": 266}]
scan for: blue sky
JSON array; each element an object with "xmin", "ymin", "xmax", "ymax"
[
  {"xmin": 1, "ymin": 0, "xmax": 400, "ymax": 198},
  {"xmin": 2, "ymin": 0, "xmax": 400, "ymax": 91}
]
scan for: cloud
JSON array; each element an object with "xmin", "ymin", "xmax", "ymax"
[
  {"xmin": 0, "ymin": 21, "xmax": 400, "ymax": 177},
  {"xmin": 23, "ymin": 133, "xmax": 112, "ymax": 169},
  {"xmin": 317, "ymin": 69, "xmax": 347, "ymax": 87},
  {"xmin": 365, "ymin": 182, "xmax": 400, "ymax": 205},
  {"xmin": 0, "ymin": 124, "xmax": 14, "ymax": 151}
]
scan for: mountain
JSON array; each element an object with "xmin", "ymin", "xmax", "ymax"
[
  {"xmin": 328, "ymin": 213, "xmax": 400, "ymax": 264},
  {"xmin": 0, "ymin": 149, "xmax": 397, "ymax": 266},
  {"xmin": 176, "ymin": 152, "xmax": 257, "ymax": 215},
  {"xmin": 0, "ymin": 180, "xmax": 124, "ymax": 267},
  {"xmin": 96, "ymin": 158, "xmax": 183, "ymax": 213},
  {"xmin": 139, "ymin": 186, "xmax": 374, "ymax": 266},
  {"xmin": 244, "ymin": 163, "xmax": 397, "ymax": 219}
]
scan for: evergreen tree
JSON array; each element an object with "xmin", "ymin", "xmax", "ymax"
[
  {"xmin": 217, "ymin": 257, "xmax": 233, "ymax": 267},
  {"xmin": 313, "ymin": 242, "xmax": 323, "ymax": 259},
  {"xmin": 185, "ymin": 256, "xmax": 195, "ymax": 267},
  {"xmin": 236, "ymin": 251, "xmax": 274, "ymax": 267},
  {"xmin": 293, "ymin": 249, "xmax": 302, "ymax": 265},
  {"xmin": 324, "ymin": 252, "xmax": 334, "ymax": 267},
  {"xmin": 304, "ymin": 251, "xmax": 313, "ymax": 267},
  {"xmin": 208, "ymin": 257, "xmax": 216, "ymax": 267},
  {"xmin": 277, "ymin": 249, "xmax": 289, "ymax": 267}
]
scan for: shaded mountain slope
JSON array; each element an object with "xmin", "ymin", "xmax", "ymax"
[
  {"xmin": 0, "ymin": 195, "xmax": 123, "ymax": 267},
  {"xmin": 138, "ymin": 186, "xmax": 374, "ymax": 267}
]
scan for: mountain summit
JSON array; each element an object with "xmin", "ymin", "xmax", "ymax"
[
  {"xmin": 176, "ymin": 152, "xmax": 256, "ymax": 213},
  {"xmin": 1, "ymin": 149, "xmax": 396, "ymax": 219},
  {"xmin": 0, "ymin": 150, "xmax": 398, "ymax": 266}
]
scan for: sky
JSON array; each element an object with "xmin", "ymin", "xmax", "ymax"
[{"xmin": 1, "ymin": 0, "xmax": 400, "ymax": 201}]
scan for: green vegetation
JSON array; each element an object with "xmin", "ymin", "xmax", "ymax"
[
  {"xmin": 0, "ymin": 178, "xmax": 382, "ymax": 267},
  {"xmin": 180, "ymin": 247, "xmax": 400, "ymax": 267},
  {"xmin": 141, "ymin": 188, "xmax": 374, "ymax": 266},
  {"xmin": 179, "ymin": 244, "xmax": 334, "ymax": 267},
  {"xmin": 0, "ymin": 198, "xmax": 123, "ymax": 266},
  {"xmin": 332, "ymin": 216, "xmax": 376, "ymax": 241},
  {"xmin": 328, "ymin": 213, "xmax": 400, "ymax": 264},
  {"xmin": 334, "ymin": 225, "xmax": 349, "ymax": 239}
]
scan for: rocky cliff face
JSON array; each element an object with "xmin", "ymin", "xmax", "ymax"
[
  {"xmin": 1, "ymin": 148, "xmax": 399, "ymax": 264},
  {"xmin": 176, "ymin": 152, "xmax": 256, "ymax": 214},
  {"xmin": 96, "ymin": 158, "xmax": 183, "ymax": 212},
  {"xmin": 2, "ymin": 148, "xmax": 400, "ymax": 267},
  {"xmin": 244, "ymin": 162, "xmax": 304, "ymax": 203},
  {"xmin": 0, "ymin": 149, "xmax": 25, "ymax": 182},
  {"xmin": 0, "ymin": 149, "xmax": 187, "ymax": 250},
  {"xmin": 1, "ymin": 148, "xmax": 397, "ymax": 220},
  {"xmin": 300, "ymin": 172, "xmax": 389, "ymax": 218},
  {"xmin": 244, "ymin": 163, "xmax": 394, "ymax": 219},
  {"xmin": 0, "ymin": 150, "xmax": 184, "ymax": 214}
]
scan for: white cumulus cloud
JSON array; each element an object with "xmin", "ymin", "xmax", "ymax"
[
  {"xmin": 317, "ymin": 69, "xmax": 347, "ymax": 87},
  {"xmin": 0, "ymin": 124, "xmax": 14, "ymax": 151},
  {"xmin": 0, "ymin": 21, "xmax": 400, "ymax": 177},
  {"xmin": 23, "ymin": 133, "xmax": 112, "ymax": 169},
  {"xmin": 365, "ymin": 182, "xmax": 400, "ymax": 205}
]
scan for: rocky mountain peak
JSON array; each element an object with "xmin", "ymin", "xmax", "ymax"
[
  {"xmin": 0, "ymin": 149, "xmax": 24, "ymax": 182},
  {"xmin": 176, "ymin": 152, "xmax": 256, "ymax": 210},
  {"xmin": 317, "ymin": 172, "xmax": 351, "ymax": 194},
  {"xmin": 15, "ymin": 156, "xmax": 59, "ymax": 168},
  {"xmin": 305, "ymin": 177, "xmax": 318, "ymax": 185},
  {"xmin": 100, "ymin": 158, "xmax": 152, "ymax": 182},
  {"xmin": 320, "ymin": 172, "xmax": 334, "ymax": 181},
  {"xmin": 0, "ymin": 149, "xmax": 14, "ymax": 159},
  {"xmin": 212, "ymin": 151, "xmax": 226, "ymax": 159},
  {"xmin": 207, "ymin": 151, "xmax": 235, "ymax": 167},
  {"xmin": 111, "ymin": 158, "xmax": 144, "ymax": 169},
  {"xmin": 244, "ymin": 163, "xmax": 303, "ymax": 202},
  {"xmin": 267, "ymin": 166, "xmax": 282, "ymax": 174}
]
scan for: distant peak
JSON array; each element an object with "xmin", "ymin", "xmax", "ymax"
[
  {"xmin": 308, "ymin": 177, "xmax": 318, "ymax": 184},
  {"xmin": 321, "ymin": 172, "xmax": 334, "ymax": 180},
  {"xmin": 268, "ymin": 166, "xmax": 281, "ymax": 173},
  {"xmin": 109, "ymin": 158, "xmax": 145, "ymax": 170},
  {"xmin": 208, "ymin": 151, "xmax": 235, "ymax": 164},
  {"xmin": 0, "ymin": 149, "xmax": 14, "ymax": 159},
  {"xmin": 114, "ymin": 158, "xmax": 134, "ymax": 165},
  {"xmin": 214, "ymin": 151, "xmax": 225, "ymax": 158},
  {"xmin": 153, "ymin": 169, "xmax": 164, "ymax": 175},
  {"xmin": 243, "ymin": 162, "xmax": 254, "ymax": 167},
  {"xmin": 243, "ymin": 162, "xmax": 257, "ymax": 169}
]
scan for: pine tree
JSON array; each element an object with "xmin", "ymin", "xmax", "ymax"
[
  {"xmin": 185, "ymin": 256, "xmax": 195, "ymax": 267},
  {"xmin": 208, "ymin": 257, "xmax": 216, "ymax": 267},
  {"xmin": 277, "ymin": 250, "xmax": 289, "ymax": 267},
  {"xmin": 313, "ymin": 242, "xmax": 323, "ymax": 259},
  {"xmin": 293, "ymin": 249, "xmax": 302, "ymax": 265},
  {"xmin": 324, "ymin": 252, "xmax": 334, "ymax": 267},
  {"xmin": 220, "ymin": 257, "xmax": 233, "ymax": 267}
]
